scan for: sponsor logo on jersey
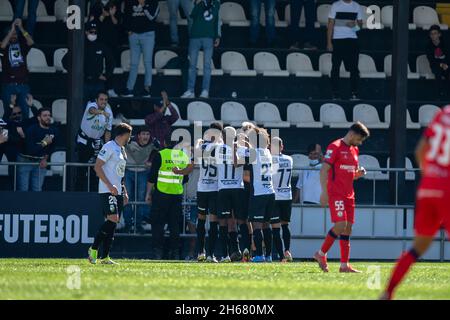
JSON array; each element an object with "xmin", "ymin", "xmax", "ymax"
[
  {"xmin": 325, "ymin": 150, "xmax": 333, "ymax": 159},
  {"xmin": 340, "ymin": 165, "xmax": 356, "ymax": 171}
]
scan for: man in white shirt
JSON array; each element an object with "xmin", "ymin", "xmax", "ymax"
[
  {"xmin": 294, "ymin": 143, "xmax": 323, "ymax": 204},
  {"xmin": 327, "ymin": 0, "xmax": 363, "ymax": 100}
]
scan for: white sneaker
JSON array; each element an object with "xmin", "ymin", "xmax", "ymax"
[
  {"xmin": 107, "ymin": 89, "xmax": 118, "ymax": 98},
  {"xmin": 199, "ymin": 90, "xmax": 209, "ymax": 98},
  {"xmin": 180, "ymin": 90, "xmax": 195, "ymax": 99}
]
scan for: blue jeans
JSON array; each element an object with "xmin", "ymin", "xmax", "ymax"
[
  {"xmin": 290, "ymin": 0, "xmax": 316, "ymax": 44},
  {"xmin": 2, "ymin": 84, "xmax": 30, "ymax": 120},
  {"xmin": 187, "ymin": 38, "xmax": 213, "ymax": 92},
  {"xmin": 124, "ymin": 169, "xmax": 150, "ymax": 227},
  {"xmin": 17, "ymin": 155, "xmax": 46, "ymax": 191},
  {"xmin": 127, "ymin": 31, "xmax": 155, "ymax": 91},
  {"xmin": 14, "ymin": 0, "xmax": 39, "ymax": 36},
  {"xmin": 168, "ymin": 0, "xmax": 194, "ymax": 44},
  {"xmin": 250, "ymin": 0, "xmax": 276, "ymax": 44}
]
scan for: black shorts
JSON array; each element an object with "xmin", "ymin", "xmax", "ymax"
[
  {"xmin": 100, "ymin": 193, "xmax": 124, "ymax": 217},
  {"xmin": 217, "ymin": 188, "xmax": 247, "ymax": 220},
  {"xmin": 248, "ymin": 193, "xmax": 276, "ymax": 223},
  {"xmin": 197, "ymin": 191, "xmax": 218, "ymax": 216},
  {"xmin": 274, "ymin": 200, "xmax": 292, "ymax": 223}
]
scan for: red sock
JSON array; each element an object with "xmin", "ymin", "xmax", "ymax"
[
  {"xmin": 339, "ymin": 235, "xmax": 350, "ymax": 263},
  {"xmin": 321, "ymin": 229, "xmax": 338, "ymax": 254},
  {"xmin": 387, "ymin": 249, "xmax": 419, "ymax": 297}
]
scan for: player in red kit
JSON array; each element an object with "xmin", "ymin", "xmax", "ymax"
[
  {"xmin": 381, "ymin": 105, "xmax": 450, "ymax": 300},
  {"xmin": 313, "ymin": 122, "xmax": 370, "ymax": 273}
]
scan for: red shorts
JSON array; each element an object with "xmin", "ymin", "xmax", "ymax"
[
  {"xmin": 415, "ymin": 189, "xmax": 450, "ymax": 237},
  {"xmin": 328, "ymin": 196, "xmax": 355, "ymax": 224}
]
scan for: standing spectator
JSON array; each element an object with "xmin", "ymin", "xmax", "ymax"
[
  {"xmin": 294, "ymin": 143, "xmax": 323, "ymax": 204},
  {"xmin": 17, "ymin": 108, "xmax": 58, "ymax": 192},
  {"xmin": 426, "ymin": 25, "xmax": 450, "ymax": 96},
  {"xmin": 144, "ymin": 91, "xmax": 179, "ymax": 149},
  {"xmin": 97, "ymin": 1, "xmax": 122, "ymax": 72},
  {"xmin": 1, "ymin": 19, "xmax": 34, "ymax": 120},
  {"xmin": 180, "ymin": 0, "xmax": 221, "ymax": 99},
  {"xmin": 167, "ymin": 0, "xmax": 194, "ymax": 47},
  {"xmin": 328, "ymin": 0, "xmax": 363, "ymax": 100},
  {"xmin": 249, "ymin": 0, "xmax": 276, "ymax": 47},
  {"xmin": 122, "ymin": 0, "xmax": 160, "ymax": 98},
  {"xmin": 13, "ymin": 0, "xmax": 39, "ymax": 37},
  {"xmin": 289, "ymin": 0, "xmax": 318, "ymax": 50},
  {"xmin": 84, "ymin": 21, "xmax": 115, "ymax": 102},
  {"xmin": 76, "ymin": 91, "xmax": 113, "ymax": 190},
  {"xmin": 123, "ymin": 126, "xmax": 156, "ymax": 233}
]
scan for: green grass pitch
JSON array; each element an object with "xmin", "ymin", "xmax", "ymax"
[{"xmin": 0, "ymin": 259, "xmax": 449, "ymax": 300}]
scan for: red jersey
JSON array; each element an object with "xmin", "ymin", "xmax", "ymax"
[
  {"xmin": 324, "ymin": 139, "xmax": 359, "ymax": 199},
  {"xmin": 419, "ymin": 105, "xmax": 450, "ymax": 193}
]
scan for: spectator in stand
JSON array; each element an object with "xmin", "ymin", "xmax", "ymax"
[
  {"xmin": 144, "ymin": 91, "xmax": 179, "ymax": 150},
  {"xmin": 328, "ymin": 0, "xmax": 363, "ymax": 101},
  {"xmin": 123, "ymin": 126, "xmax": 156, "ymax": 234},
  {"xmin": 167, "ymin": 0, "xmax": 194, "ymax": 47},
  {"xmin": 13, "ymin": 0, "xmax": 39, "ymax": 37},
  {"xmin": 290, "ymin": 0, "xmax": 318, "ymax": 50},
  {"xmin": 84, "ymin": 21, "xmax": 115, "ymax": 102},
  {"xmin": 180, "ymin": 0, "xmax": 221, "ymax": 99},
  {"xmin": 122, "ymin": 0, "xmax": 160, "ymax": 98},
  {"xmin": 17, "ymin": 108, "xmax": 58, "ymax": 191},
  {"xmin": 249, "ymin": 0, "xmax": 276, "ymax": 47},
  {"xmin": 0, "ymin": 119, "xmax": 7, "ymax": 147},
  {"xmin": 294, "ymin": 143, "xmax": 323, "ymax": 204},
  {"xmin": 97, "ymin": 1, "xmax": 122, "ymax": 69},
  {"xmin": 1, "ymin": 19, "xmax": 34, "ymax": 120},
  {"xmin": 427, "ymin": 25, "xmax": 450, "ymax": 96},
  {"xmin": 89, "ymin": 0, "xmax": 111, "ymax": 21}
]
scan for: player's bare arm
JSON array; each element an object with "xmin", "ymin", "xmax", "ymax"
[
  {"xmin": 94, "ymin": 158, "xmax": 117, "ymax": 195},
  {"xmin": 327, "ymin": 18, "xmax": 335, "ymax": 51},
  {"xmin": 243, "ymin": 170, "xmax": 250, "ymax": 183},
  {"xmin": 319, "ymin": 163, "xmax": 331, "ymax": 207}
]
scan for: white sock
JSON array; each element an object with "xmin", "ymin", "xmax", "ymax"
[
  {"xmin": 318, "ymin": 250, "xmax": 326, "ymax": 256},
  {"xmin": 341, "ymin": 262, "xmax": 349, "ymax": 268}
]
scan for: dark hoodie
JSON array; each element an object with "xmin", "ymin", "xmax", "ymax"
[{"xmin": 123, "ymin": 0, "xmax": 160, "ymax": 34}]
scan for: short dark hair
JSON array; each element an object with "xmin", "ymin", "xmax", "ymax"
[
  {"xmin": 114, "ymin": 123, "xmax": 133, "ymax": 137},
  {"xmin": 307, "ymin": 143, "xmax": 318, "ymax": 154},
  {"xmin": 37, "ymin": 107, "xmax": 52, "ymax": 117},
  {"xmin": 96, "ymin": 91, "xmax": 108, "ymax": 99},
  {"xmin": 349, "ymin": 121, "xmax": 370, "ymax": 138},
  {"xmin": 430, "ymin": 25, "xmax": 441, "ymax": 33},
  {"xmin": 136, "ymin": 126, "xmax": 151, "ymax": 135},
  {"xmin": 210, "ymin": 122, "xmax": 223, "ymax": 131}
]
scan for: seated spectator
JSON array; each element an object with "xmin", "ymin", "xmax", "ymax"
[
  {"xmin": 17, "ymin": 108, "xmax": 58, "ymax": 192},
  {"xmin": 123, "ymin": 126, "xmax": 156, "ymax": 233},
  {"xmin": 180, "ymin": 0, "xmax": 221, "ymax": 99},
  {"xmin": 84, "ymin": 21, "xmax": 115, "ymax": 102},
  {"xmin": 1, "ymin": 19, "xmax": 34, "ymax": 120},
  {"xmin": 144, "ymin": 91, "xmax": 179, "ymax": 151},
  {"xmin": 13, "ymin": 0, "xmax": 39, "ymax": 37},
  {"xmin": 0, "ymin": 119, "xmax": 8, "ymax": 148},
  {"xmin": 167, "ymin": 0, "xmax": 194, "ymax": 47},
  {"xmin": 290, "ymin": 0, "xmax": 318, "ymax": 50},
  {"xmin": 294, "ymin": 143, "xmax": 323, "ymax": 204},
  {"xmin": 122, "ymin": 0, "xmax": 160, "ymax": 98},
  {"xmin": 427, "ymin": 25, "xmax": 450, "ymax": 96},
  {"xmin": 250, "ymin": 0, "xmax": 276, "ymax": 47}
]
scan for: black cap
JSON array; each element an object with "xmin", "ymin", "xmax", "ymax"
[{"xmin": 86, "ymin": 21, "xmax": 97, "ymax": 31}]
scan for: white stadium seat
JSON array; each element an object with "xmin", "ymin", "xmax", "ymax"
[
  {"xmin": 154, "ymin": 50, "xmax": 181, "ymax": 75},
  {"xmin": 386, "ymin": 157, "xmax": 416, "ymax": 181},
  {"xmin": 221, "ymin": 101, "xmax": 252, "ymax": 127},
  {"xmin": 0, "ymin": 0, "xmax": 13, "ymax": 21},
  {"xmin": 30, "ymin": 99, "xmax": 43, "ymax": 118},
  {"xmin": 50, "ymin": 151, "xmax": 66, "ymax": 176},
  {"xmin": 418, "ymin": 104, "xmax": 440, "ymax": 127},
  {"xmin": 384, "ymin": 55, "xmax": 420, "ymax": 79},
  {"xmin": 291, "ymin": 153, "xmax": 309, "ymax": 177},
  {"xmin": 287, "ymin": 103, "xmax": 323, "ymax": 128},
  {"xmin": 55, "ymin": 0, "xmax": 68, "ymax": 21},
  {"xmin": 156, "ymin": 1, "xmax": 170, "ymax": 25},
  {"xmin": 23, "ymin": 0, "xmax": 56, "ymax": 22},
  {"xmin": 0, "ymin": 155, "xmax": 8, "ymax": 176},
  {"xmin": 187, "ymin": 101, "xmax": 216, "ymax": 126},
  {"xmin": 353, "ymin": 104, "xmax": 389, "ymax": 129},
  {"xmin": 384, "ymin": 105, "xmax": 420, "ymax": 129},
  {"xmin": 320, "ymin": 103, "xmax": 352, "ymax": 128},
  {"xmin": 52, "ymin": 99, "xmax": 67, "ymax": 124},
  {"xmin": 0, "ymin": 100, "xmax": 4, "ymax": 118},
  {"xmin": 121, "ymin": 50, "xmax": 156, "ymax": 75},
  {"xmin": 284, "ymin": 4, "xmax": 320, "ymax": 28},
  {"xmin": 359, "ymin": 54, "xmax": 386, "ymax": 78},
  {"xmin": 196, "ymin": 51, "xmax": 223, "ymax": 76},
  {"xmin": 413, "ymin": 6, "xmax": 448, "ymax": 30},
  {"xmin": 165, "ymin": 102, "xmax": 190, "ymax": 127},
  {"xmin": 260, "ymin": 3, "xmax": 288, "ymax": 27},
  {"xmin": 317, "ymin": 4, "xmax": 331, "ymax": 26},
  {"xmin": 220, "ymin": 2, "xmax": 250, "ymax": 27},
  {"xmin": 416, "ymin": 55, "xmax": 435, "ymax": 79},
  {"xmin": 254, "ymin": 102, "xmax": 290, "ymax": 128},
  {"xmin": 286, "ymin": 53, "xmax": 322, "ymax": 77},
  {"xmin": 254, "ymin": 52, "xmax": 289, "ymax": 77},
  {"xmin": 221, "ymin": 51, "xmax": 256, "ymax": 76},
  {"xmin": 27, "ymin": 48, "xmax": 56, "ymax": 73},
  {"xmin": 358, "ymin": 155, "xmax": 388, "ymax": 180},
  {"xmin": 381, "ymin": 5, "xmax": 416, "ymax": 30},
  {"xmin": 319, "ymin": 53, "xmax": 350, "ymax": 78},
  {"xmin": 53, "ymin": 48, "xmax": 68, "ymax": 73}
]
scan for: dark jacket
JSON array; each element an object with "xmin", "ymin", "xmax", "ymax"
[
  {"xmin": 426, "ymin": 38, "xmax": 450, "ymax": 74},
  {"xmin": 190, "ymin": 0, "xmax": 221, "ymax": 39},
  {"xmin": 84, "ymin": 38, "xmax": 114, "ymax": 81},
  {"xmin": 123, "ymin": 0, "xmax": 160, "ymax": 34},
  {"xmin": 0, "ymin": 38, "xmax": 32, "ymax": 84},
  {"xmin": 21, "ymin": 124, "xmax": 58, "ymax": 159}
]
